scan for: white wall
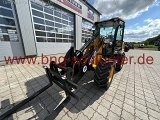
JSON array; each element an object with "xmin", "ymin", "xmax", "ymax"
[
  {"xmin": 0, "ymin": 42, "xmax": 24, "ymax": 61},
  {"xmin": 36, "ymin": 42, "xmax": 72, "ymax": 56},
  {"xmin": 15, "ymin": 0, "xmax": 37, "ymax": 56}
]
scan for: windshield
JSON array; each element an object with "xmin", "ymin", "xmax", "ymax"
[{"xmin": 100, "ymin": 27, "xmax": 115, "ymax": 38}]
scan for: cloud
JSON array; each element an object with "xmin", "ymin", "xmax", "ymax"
[
  {"xmin": 124, "ymin": 18, "xmax": 160, "ymax": 42},
  {"xmin": 93, "ymin": 0, "xmax": 157, "ymax": 20},
  {"xmin": 144, "ymin": 18, "xmax": 153, "ymax": 23}
]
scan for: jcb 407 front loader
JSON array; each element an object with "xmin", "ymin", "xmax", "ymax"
[{"xmin": 0, "ymin": 17, "xmax": 126, "ymax": 120}]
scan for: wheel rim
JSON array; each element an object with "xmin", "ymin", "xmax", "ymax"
[{"xmin": 108, "ymin": 67, "xmax": 114, "ymax": 83}]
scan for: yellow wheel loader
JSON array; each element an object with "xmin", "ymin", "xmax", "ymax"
[{"xmin": 0, "ymin": 17, "xmax": 125, "ymax": 120}]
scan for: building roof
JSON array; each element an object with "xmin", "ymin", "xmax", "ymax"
[{"xmin": 80, "ymin": 0, "xmax": 102, "ymax": 15}]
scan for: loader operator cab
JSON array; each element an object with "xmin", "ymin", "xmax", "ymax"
[{"xmin": 92, "ymin": 18, "xmax": 125, "ymax": 55}]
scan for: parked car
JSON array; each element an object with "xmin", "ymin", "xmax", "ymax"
[{"xmin": 138, "ymin": 43, "xmax": 144, "ymax": 48}]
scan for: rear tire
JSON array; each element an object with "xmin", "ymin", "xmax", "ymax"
[{"xmin": 94, "ymin": 59, "xmax": 115, "ymax": 89}]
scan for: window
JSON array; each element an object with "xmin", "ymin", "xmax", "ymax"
[
  {"xmin": 54, "ymin": 11, "xmax": 61, "ymax": 17},
  {"xmin": 46, "ymin": 27, "xmax": 55, "ymax": 32},
  {"xmin": 56, "ymin": 34, "xmax": 62, "ymax": 38},
  {"xmin": 45, "ymin": 20, "xmax": 54, "ymax": 26},
  {"xmin": 63, "ymin": 29, "xmax": 68, "ymax": 34},
  {"xmin": 56, "ymin": 39, "xmax": 62, "ymax": 42},
  {"xmin": 55, "ymin": 28, "xmax": 63, "ymax": 33},
  {"xmin": 47, "ymin": 38, "xmax": 55, "ymax": 42},
  {"xmin": 34, "ymin": 24, "xmax": 45, "ymax": 30},
  {"xmin": 0, "ymin": 2, "xmax": 19, "ymax": 42},
  {"xmin": 63, "ymin": 35, "xmax": 68, "ymax": 38},
  {"xmin": 33, "ymin": 17, "xmax": 44, "ymax": 24},
  {"xmin": 0, "ymin": 0, "xmax": 12, "ymax": 9},
  {"xmin": 0, "ymin": 34, "xmax": 10, "ymax": 41},
  {"xmin": 62, "ymin": 15, "xmax": 68, "ymax": 20},
  {"xmin": 63, "ymin": 39, "xmax": 68, "ymax": 43},
  {"xmin": 36, "ymin": 37, "xmax": 47, "ymax": 42},
  {"xmin": 44, "ymin": 8, "xmax": 53, "ymax": 15},
  {"xmin": 31, "ymin": 1, "xmax": 74, "ymax": 42},
  {"xmin": 31, "ymin": 2, "xmax": 43, "ymax": 11},
  {"xmin": 0, "ymin": 17, "xmax": 15, "ymax": 26},
  {"xmin": 9, "ymin": 34, "xmax": 18, "ymax": 41},
  {"xmin": 55, "ymin": 17, "xmax": 61, "ymax": 23},
  {"xmin": 82, "ymin": 19, "xmax": 93, "ymax": 43},
  {"xmin": 69, "ymin": 40, "xmax": 74, "ymax": 43},
  {"xmin": 0, "ymin": 8, "xmax": 14, "ymax": 18},
  {"xmin": 32, "ymin": 9, "xmax": 44, "ymax": 18},
  {"xmin": 69, "ymin": 35, "xmax": 74, "ymax": 39},
  {"xmin": 35, "ymin": 31, "xmax": 46, "ymax": 36},
  {"xmin": 45, "ymin": 14, "xmax": 53, "ymax": 20},
  {"xmin": 55, "ymin": 23, "xmax": 62, "ymax": 28},
  {"xmin": 47, "ymin": 32, "xmax": 55, "ymax": 37},
  {"xmin": 116, "ymin": 26, "xmax": 123, "ymax": 41},
  {"xmin": 69, "ymin": 17, "xmax": 74, "ymax": 22},
  {"xmin": 62, "ymin": 20, "xmax": 68, "ymax": 25}
]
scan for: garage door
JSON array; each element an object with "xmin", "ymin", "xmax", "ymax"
[
  {"xmin": 30, "ymin": 1, "xmax": 75, "ymax": 55},
  {"xmin": 0, "ymin": 1, "xmax": 24, "ymax": 61},
  {"xmin": 82, "ymin": 19, "xmax": 93, "ymax": 44}
]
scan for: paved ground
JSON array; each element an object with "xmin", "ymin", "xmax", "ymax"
[{"xmin": 0, "ymin": 50, "xmax": 160, "ymax": 120}]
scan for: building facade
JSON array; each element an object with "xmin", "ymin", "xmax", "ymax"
[{"xmin": 0, "ymin": 0, "xmax": 101, "ymax": 61}]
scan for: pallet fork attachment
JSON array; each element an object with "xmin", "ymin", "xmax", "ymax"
[{"xmin": 0, "ymin": 65, "xmax": 79, "ymax": 120}]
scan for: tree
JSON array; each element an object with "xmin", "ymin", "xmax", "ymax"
[{"xmin": 144, "ymin": 41, "xmax": 149, "ymax": 46}]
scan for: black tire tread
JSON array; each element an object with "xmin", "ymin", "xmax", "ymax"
[{"xmin": 94, "ymin": 59, "xmax": 114, "ymax": 88}]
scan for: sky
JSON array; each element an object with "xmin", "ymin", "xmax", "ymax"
[{"xmin": 88, "ymin": 0, "xmax": 160, "ymax": 42}]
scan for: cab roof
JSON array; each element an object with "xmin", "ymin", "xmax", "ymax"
[{"xmin": 96, "ymin": 17, "xmax": 125, "ymax": 24}]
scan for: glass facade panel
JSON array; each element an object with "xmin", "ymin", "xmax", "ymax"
[
  {"xmin": 45, "ymin": 14, "xmax": 53, "ymax": 20},
  {"xmin": 56, "ymin": 39, "xmax": 62, "ymax": 42},
  {"xmin": 35, "ymin": 31, "xmax": 46, "ymax": 36},
  {"xmin": 47, "ymin": 38, "xmax": 55, "ymax": 42},
  {"xmin": 36, "ymin": 37, "xmax": 47, "ymax": 42},
  {"xmin": 46, "ymin": 26, "xmax": 55, "ymax": 32},
  {"xmin": 62, "ymin": 20, "xmax": 68, "ymax": 25},
  {"xmin": 0, "ymin": 0, "xmax": 12, "ymax": 8},
  {"xmin": 0, "ymin": 8, "xmax": 14, "ymax": 17},
  {"xmin": 34, "ymin": 24, "xmax": 45, "ymax": 30},
  {"xmin": 44, "ymin": 7, "xmax": 53, "ymax": 15},
  {"xmin": 82, "ymin": 19, "xmax": 93, "ymax": 43},
  {"xmin": 45, "ymin": 20, "xmax": 54, "ymax": 26},
  {"xmin": 54, "ymin": 11, "xmax": 61, "ymax": 17},
  {"xmin": 0, "ymin": 17, "xmax": 15, "ymax": 26},
  {"xmin": 55, "ymin": 17, "xmax": 61, "ymax": 23},
  {"xmin": 56, "ymin": 34, "xmax": 62, "ymax": 38},
  {"xmin": 62, "ymin": 15, "xmax": 68, "ymax": 20},
  {"xmin": 31, "ymin": 2, "xmax": 43, "ymax": 11},
  {"xmin": 55, "ymin": 23, "xmax": 62, "ymax": 28},
  {"xmin": 33, "ymin": 17, "xmax": 44, "ymax": 24},
  {"xmin": 0, "ymin": 1, "xmax": 19, "ymax": 42},
  {"xmin": 32, "ymin": 9, "xmax": 44, "ymax": 18},
  {"xmin": 47, "ymin": 32, "xmax": 55, "ymax": 37},
  {"xmin": 31, "ymin": 1, "xmax": 74, "ymax": 43}
]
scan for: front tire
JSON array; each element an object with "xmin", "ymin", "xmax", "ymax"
[
  {"xmin": 115, "ymin": 53, "xmax": 125, "ymax": 71},
  {"xmin": 94, "ymin": 59, "xmax": 115, "ymax": 89}
]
